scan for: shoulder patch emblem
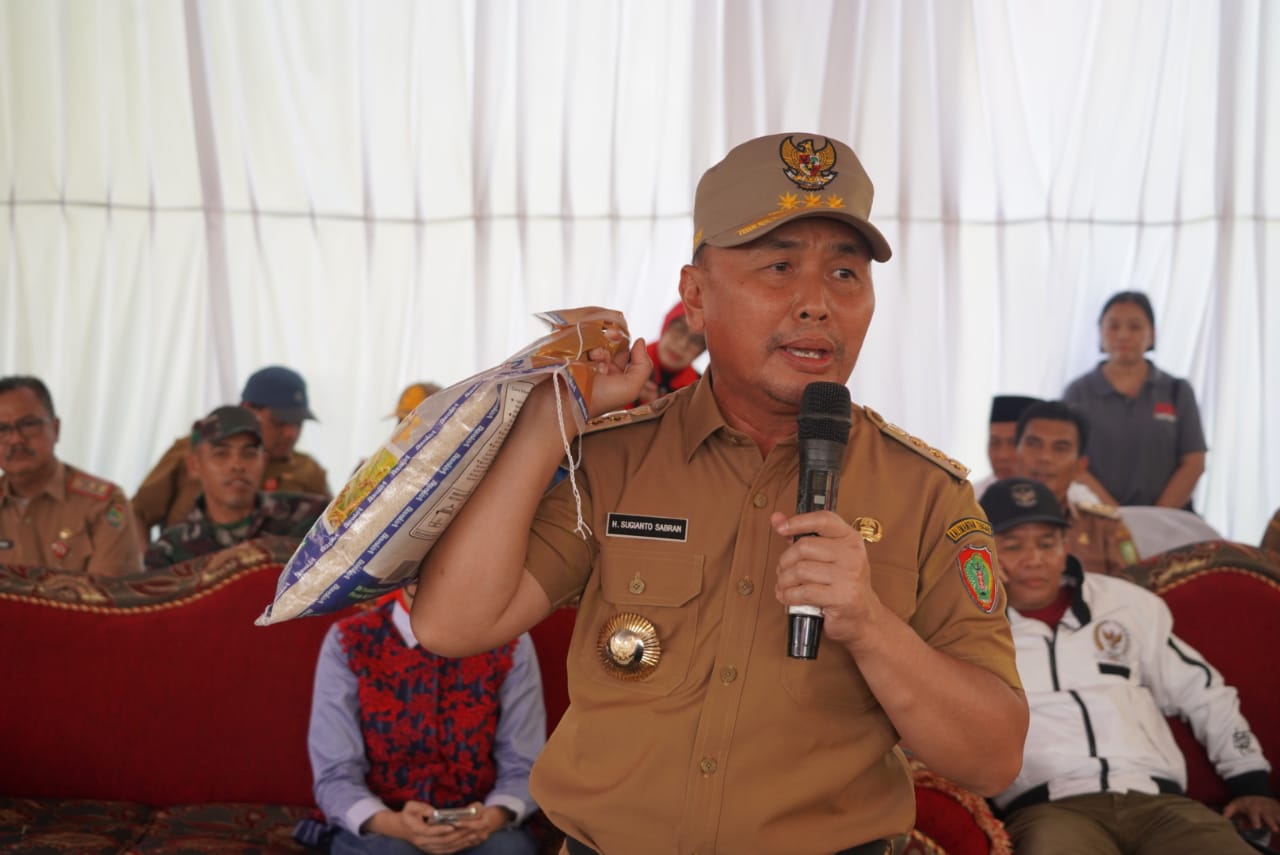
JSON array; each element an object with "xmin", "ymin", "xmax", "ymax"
[
  {"xmin": 957, "ymin": 545, "xmax": 997, "ymax": 613},
  {"xmin": 67, "ymin": 471, "xmax": 113, "ymax": 501},
  {"xmin": 864, "ymin": 407, "xmax": 969, "ymax": 480},
  {"xmin": 105, "ymin": 503, "xmax": 125, "ymax": 529},
  {"xmin": 946, "ymin": 517, "xmax": 993, "ymax": 542},
  {"xmin": 1077, "ymin": 500, "xmax": 1120, "ymax": 520}
]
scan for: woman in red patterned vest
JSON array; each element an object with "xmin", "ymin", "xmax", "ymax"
[{"xmin": 302, "ymin": 584, "xmax": 545, "ymax": 855}]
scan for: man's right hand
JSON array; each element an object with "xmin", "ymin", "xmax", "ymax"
[{"xmin": 364, "ymin": 801, "xmax": 479, "ymax": 854}]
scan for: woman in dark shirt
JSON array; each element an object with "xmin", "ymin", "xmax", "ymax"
[{"xmin": 1063, "ymin": 291, "xmax": 1207, "ymax": 509}]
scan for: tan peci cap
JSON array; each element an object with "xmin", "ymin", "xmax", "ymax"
[{"xmin": 692, "ymin": 132, "xmax": 892, "ymax": 262}]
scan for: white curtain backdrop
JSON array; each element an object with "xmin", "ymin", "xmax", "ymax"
[{"xmin": 2, "ymin": 0, "xmax": 1276, "ymax": 542}]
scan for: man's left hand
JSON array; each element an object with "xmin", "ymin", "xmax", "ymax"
[
  {"xmin": 1224, "ymin": 794, "xmax": 1280, "ymax": 834},
  {"xmin": 449, "ymin": 804, "xmax": 513, "ymax": 848}
]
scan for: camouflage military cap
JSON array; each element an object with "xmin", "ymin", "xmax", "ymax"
[{"xmin": 191, "ymin": 405, "xmax": 263, "ymax": 447}]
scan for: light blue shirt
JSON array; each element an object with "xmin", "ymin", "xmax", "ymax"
[{"xmin": 308, "ymin": 602, "xmax": 546, "ymax": 834}]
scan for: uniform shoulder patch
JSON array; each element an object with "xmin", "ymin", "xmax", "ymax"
[
  {"xmin": 1076, "ymin": 500, "xmax": 1120, "ymax": 520},
  {"xmin": 864, "ymin": 407, "xmax": 969, "ymax": 480},
  {"xmin": 582, "ymin": 395, "xmax": 673, "ymax": 436},
  {"xmin": 67, "ymin": 469, "xmax": 114, "ymax": 501}
]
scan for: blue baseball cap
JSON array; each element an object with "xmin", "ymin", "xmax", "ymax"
[{"xmin": 240, "ymin": 366, "xmax": 317, "ymax": 424}]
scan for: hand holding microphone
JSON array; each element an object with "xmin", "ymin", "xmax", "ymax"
[{"xmin": 786, "ymin": 381, "xmax": 853, "ymax": 660}]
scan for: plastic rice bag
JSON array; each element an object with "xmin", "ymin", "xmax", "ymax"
[{"xmin": 257, "ymin": 306, "xmax": 629, "ymax": 625}]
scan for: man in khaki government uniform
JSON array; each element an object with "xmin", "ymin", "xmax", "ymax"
[
  {"xmin": 132, "ymin": 366, "xmax": 330, "ymax": 541},
  {"xmin": 0, "ymin": 375, "xmax": 143, "ymax": 576},
  {"xmin": 1011, "ymin": 400, "xmax": 1139, "ymax": 576},
  {"xmin": 410, "ymin": 133, "xmax": 1029, "ymax": 855}
]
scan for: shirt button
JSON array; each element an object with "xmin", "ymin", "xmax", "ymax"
[
  {"xmin": 752, "ymin": 493, "xmax": 768, "ymax": 509},
  {"xmin": 720, "ymin": 666, "xmax": 738, "ymax": 684},
  {"xmin": 628, "ymin": 577, "xmax": 646, "ymax": 594},
  {"xmin": 737, "ymin": 579, "xmax": 754, "ymax": 596},
  {"xmin": 699, "ymin": 757, "xmax": 717, "ymax": 774}
]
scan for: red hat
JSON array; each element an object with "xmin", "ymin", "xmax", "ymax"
[{"xmin": 662, "ymin": 302, "xmax": 686, "ymax": 333}]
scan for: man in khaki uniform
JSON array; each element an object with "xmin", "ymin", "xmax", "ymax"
[
  {"xmin": 1012, "ymin": 400, "xmax": 1139, "ymax": 576},
  {"xmin": 132, "ymin": 366, "xmax": 330, "ymax": 541},
  {"xmin": 0, "ymin": 376, "xmax": 143, "ymax": 577},
  {"xmin": 409, "ymin": 133, "xmax": 1029, "ymax": 855}
]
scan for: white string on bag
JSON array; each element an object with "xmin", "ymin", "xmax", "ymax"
[{"xmin": 552, "ymin": 361, "xmax": 591, "ymax": 540}]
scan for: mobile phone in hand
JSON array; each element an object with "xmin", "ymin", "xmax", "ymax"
[{"xmin": 430, "ymin": 806, "xmax": 479, "ymax": 824}]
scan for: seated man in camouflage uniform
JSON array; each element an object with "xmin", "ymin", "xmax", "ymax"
[
  {"xmin": 144, "ymin": 406, "xmax": 328, "ymax": 570},
  {"xmin": 132, "ymin": 366, "xmax": 331, "ymax": 542}
]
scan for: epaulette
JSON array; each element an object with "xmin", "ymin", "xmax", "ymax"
[
  {"xmin": 864, "ymin": 407, "xmax": 969, "ymax": 480},
  {"xmin": 1075, "ymin": 500, "xmax": 1121, "ymax": 520},
  {"xmin": 581, "ymin": 394, "xmax": 674, "ymax": 436},
  {"xmin": 67, "ymin": 469, "xmax": 114, "ymax": 501}
]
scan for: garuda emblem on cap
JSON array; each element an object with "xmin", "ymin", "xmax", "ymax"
[
  {"xmin": 780, "ymin": 136, "xmax": 838, "ymax": 191},
  {"xmin": 1012, "ymin": 483, "xmax": 1038, "ymax": 508}
]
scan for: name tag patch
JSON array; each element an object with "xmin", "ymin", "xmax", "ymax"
[
  {"xmin": 946, "ymin": 517, "xmax": 993, "ymax": 542},
  {"xmin": 606, "ymin": 513, "xmax": 688, "ymax": 542}
]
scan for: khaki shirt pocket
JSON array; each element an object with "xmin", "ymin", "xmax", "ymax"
[{"xmin": 579, "ymin": 547, "xmax": 704, "ymax": 696}]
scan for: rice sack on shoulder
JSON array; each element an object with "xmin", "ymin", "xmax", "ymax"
[{"xmin": 257, "ymin": 307, "xmax": 629, "ymax": 625}]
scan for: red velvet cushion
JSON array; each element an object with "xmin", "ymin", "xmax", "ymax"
[
  {"xmin": 911, "ymin": 764, "xmax": 1012, "ymax": 855},
  {"xmin": 0, "ymin": 558, "xmax": 349, "ymax": 806},
  {"xmin": 1157, "ymin": 568, "xmax": 1280, "ymax": 806}
]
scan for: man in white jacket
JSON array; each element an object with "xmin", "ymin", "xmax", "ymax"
[{"xmin": 979, "ymin": 477, "xmax": 1279, "ymax": 854}]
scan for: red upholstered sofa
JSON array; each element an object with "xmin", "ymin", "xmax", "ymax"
[
  {"xmin": 1122, "ymin": 539, "xmax": 1280, "ymax": 850},
  {"xmin": 0, "ymin": 535, "xmax": 1010, "ymax": 854}
]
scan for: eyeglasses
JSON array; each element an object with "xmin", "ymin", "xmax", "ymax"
[{"xmin": 0, "ymin": 416, "xmax": 51, "ymax": 442}]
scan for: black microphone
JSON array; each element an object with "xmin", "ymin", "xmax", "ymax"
[{"xmin": 788, "ymin": 381, "xmax": 852, "ymax": 660}]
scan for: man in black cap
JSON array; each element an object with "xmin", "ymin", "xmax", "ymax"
[
  {"xmin": 1013, "ymin": 400, "xmax": 1138, "ymax": 576},
  {"xmin": 132, "ymin": 366, "xmax": 331, "ymax": 541},
  {"xmin": 144, "ymin": 405, "xmax": 328, "ymax": 569},
  {"xmin": 979, "ymin": 477, "xmax": 1279, "ymax": 854},
  {"xmin": 971, "ymin": 395, "xmax": 1042, "ymax": 500}
]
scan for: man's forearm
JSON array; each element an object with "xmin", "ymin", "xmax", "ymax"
[
  {"xmin": 1155, "ymin": 452, "xmax": 1205, "ymax": 509},
  {"xmin": 848, "ymin": 602, "xmax": 1028, "ymax": 795},
  {"xmin": 411, "ymin": 382, "xmax": 570, "ymax": 654}
]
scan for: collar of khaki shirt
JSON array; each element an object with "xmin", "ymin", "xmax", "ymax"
[
  {"xmin": 0, "ymin": 460, "xmax": 69, "ymax": 506},
  {"xmin": 681, "ymin": 370, "xmax": 819, "ymax": 461}
]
